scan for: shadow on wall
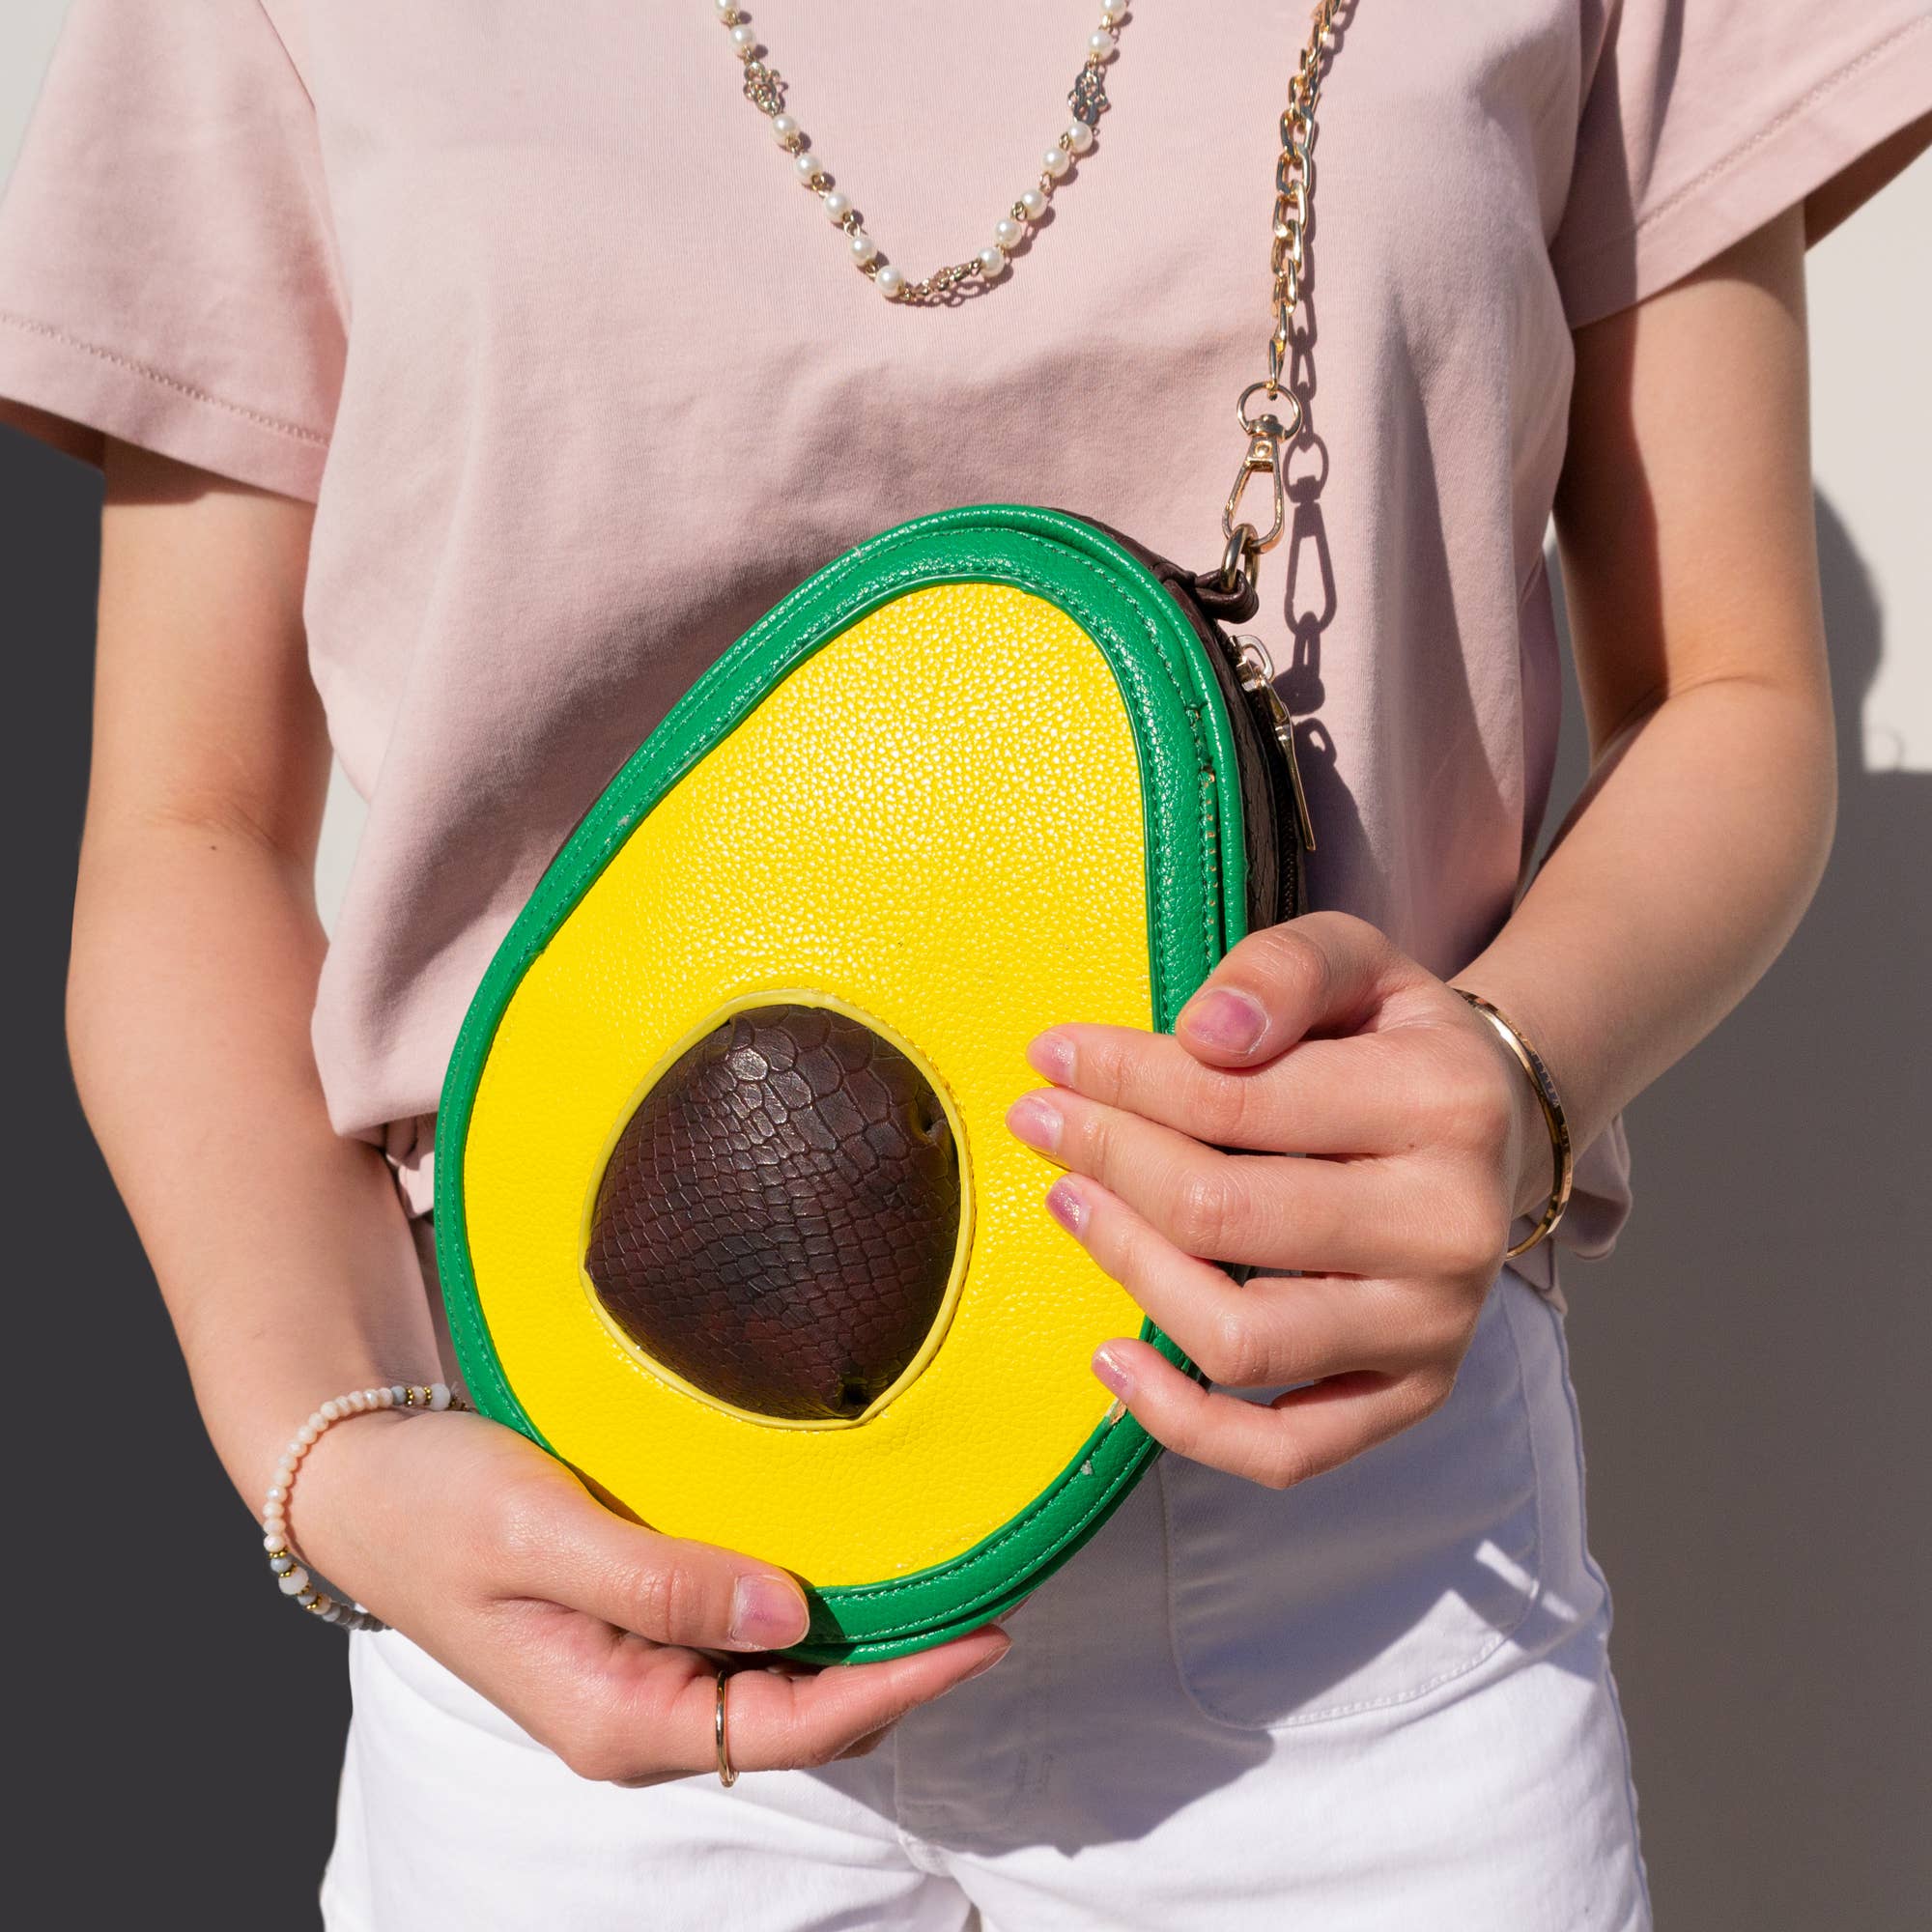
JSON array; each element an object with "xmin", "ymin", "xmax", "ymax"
[{"xmin": 1548, "ymin": 491, "xmax": 1931, "ymax": 1932}]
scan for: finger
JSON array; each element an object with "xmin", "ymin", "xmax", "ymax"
[
  {"xmin": 694, "ymin": 1627, "xmax": 1011, "ymax": 1773},
  {"xmin": 1042, "ymin": 1175, "xmax": 1461, "ymax": 1384},
  {"xmin": 1171, "ymin": 911, "xmax": 1416, "ymax": 1067},
  {"xmin": 495, "ymin": 1464, "xmax": 812, "ymax": 1654},
  {"xmin": 1090, "ymin": 1336, "xmax": 1451, "ymax": 1490},
  {"xmin": 1009, "ymin": 1085, "xmax": 1470, "ymax": 1275},
  {"xmin": 1026, "ymin": 1022, "xmax": 1431, "ymax": 1156},
  {"xmin": 512, "ymin": 1618, "xmax": 1007, "ymax": 1785}
]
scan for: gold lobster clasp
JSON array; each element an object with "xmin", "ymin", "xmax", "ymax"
[{"xmin": 1218, "ymin": 382, "xmax": 1300, "ymax": 589}]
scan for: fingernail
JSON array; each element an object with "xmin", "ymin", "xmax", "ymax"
[
  {"xmin": 1045, "ymin": 1178, "xmax": 1088, "ymax": 1236},
  {"xmin": 1007, "ymin": 1093, "xmax": 1064, "ymax": 1152},
  {"xmin": 962, "ymin": 1641, "xmax": 1010, "ymax": 1684},
  {"xmin": 1178, "ymin": 987, "xmax": 1267, "ymax": 1054},
  {"xmin": 1026, "ymin": 1031, "xmax": 1075, "ymax": 1083},
  {"xmin": 729, "ymin": 1575, "xmax": 809, "ymax": 1651},
  {"xmin": 1092, "ymin": 1345, "xmax": 1137, "ymax": 1402}
]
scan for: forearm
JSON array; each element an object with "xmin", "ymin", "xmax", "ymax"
[
  {"xmin": 69, "ymin": 820, "xmax": 440, "ymax": 1513},
  {"xmin": 50, "ymin": 449, "xmax": 1000, "ymax": 1759},
  {"xmin": 1456, "ymin": 210, "xmax": 1833, "ymax": 1208},
  {"xmin": 1457, "ymin": 671, "xmax": 1833, "ymax": 1201},
  {"xmin": 66, "ymin": 817, "xmax": 1009, "ymax": 1748}
]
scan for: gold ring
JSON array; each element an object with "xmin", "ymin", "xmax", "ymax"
[{"xmin": 714, "ymin": 1667, "xmax": 739, "ymax": 1788}]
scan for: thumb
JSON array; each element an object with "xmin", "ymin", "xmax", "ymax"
[
  {"xmin": 1173, "ymin": 911, "xmax": 1405, "ymax": 1066},
  {"xmin": 519, "ymin": 1473, "xmax": 811, "ymax": 1654}
]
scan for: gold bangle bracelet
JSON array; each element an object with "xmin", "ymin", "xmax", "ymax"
[{"xmin": 1451, "ymin": 990, "xmax": 1575, "ymax": 1261}]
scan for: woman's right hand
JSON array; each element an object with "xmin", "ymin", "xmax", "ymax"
[
  {"xmin": 294, "ymin": 1405, "xmax": 1009, "ymax": 1786},
  {"xmin": 63, "ymin": 447, "xmax": 1008, "ymax": 1789}
]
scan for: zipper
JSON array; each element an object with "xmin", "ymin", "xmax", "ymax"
[
  {"xmin": 1162, "ymin": 574, "xmax": 1309, "ymax": 934},
  {"xmin": 1066, "ymin": 516, "xmax": 1311, "ymax": 934},
  {"xmin": 1226, "ymin": 631, "xmax": 1319, "ymax": 866}
]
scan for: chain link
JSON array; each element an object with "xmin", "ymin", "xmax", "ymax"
[
  {"xmin": 720, "ymin": 4, "xmax": 1129, "ymax": 305},
  {"xmin": 1268, "ymin": 1, "xmax": 1345, "ymax": 391},
  {"xmin": 1221, "ymin": 1, "xmax": 1353, "ymax": 580},
  {"xmin": 898, "ymin": 260, "xmax": 991, "ymax": 304}
]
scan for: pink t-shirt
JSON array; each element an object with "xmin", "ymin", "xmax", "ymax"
[{"xmin": 3, "ymin": 1, "xmax": 1927, "ymax": 1293}]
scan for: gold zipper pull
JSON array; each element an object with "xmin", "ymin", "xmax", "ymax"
[{"xmin": 1231, "ymin": 634, "xmax": 1318, "ymax": 856}]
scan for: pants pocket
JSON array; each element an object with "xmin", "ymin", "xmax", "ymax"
[{"xmin": 1159, "ymin": 1270, "xmax": 1547, "ymax": 1730}]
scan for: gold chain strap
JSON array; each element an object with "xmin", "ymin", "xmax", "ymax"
[
  {"xmin": 1269, "ymin": 0, "xmax": 1345, "ymax": 388},
  {"xmin": 1220, "ymin": 1, "xmax": 1351, "ymax": 592}
]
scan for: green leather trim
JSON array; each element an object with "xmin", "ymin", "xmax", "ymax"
[{"xmin": 435, "ymin": 504, "xmax": 1250, "ymax": 1662}]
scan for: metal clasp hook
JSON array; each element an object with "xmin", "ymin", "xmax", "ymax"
[
  {"xmin": 1218, "ymin": 382, "xmax": 1302, "ymax": 588},
  {"xmin": 1222, "ymin": 431, "xmax": 1287, "ymax": 555}
]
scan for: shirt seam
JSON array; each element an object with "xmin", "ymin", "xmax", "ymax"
[
  {"xmin": 251, "ymin": 0, "xmax": 318, "ymax": 112},
  {"xmin": 0, "ymin": 308, "xmax": 329, "ymax": 448},
  {"xmin": 1637, "ymin": 16, "xmax": 1926, "ymax": 235},
  {"xmin": 1554, "ymin": 14, "xmax": 1929, "ymax": 284}
]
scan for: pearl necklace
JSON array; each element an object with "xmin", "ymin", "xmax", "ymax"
[{"xmin": 715, "ymin": 0, "xmax": 1129, "ymax": 302}]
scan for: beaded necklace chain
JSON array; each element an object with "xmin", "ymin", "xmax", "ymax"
[{"xmin": 713, "ymin": 0, "xmax": 1130, "ymax": 303}]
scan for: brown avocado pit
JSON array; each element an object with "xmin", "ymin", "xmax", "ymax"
[{"xmin": 585, "ymin": 1004, "xmax": 961, "ymax": 1421}]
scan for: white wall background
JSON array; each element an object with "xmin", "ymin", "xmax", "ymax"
[
  {"xmin": 4, "ymin": 7, "xmax": 1928, "ymax": 1928},
  {"xmin": 1808, "ymin": 169, "xmax": 1932, "ymax": 770},
  {"xmin": 0, "ymin": 2, "xmax": 63, "ymax": 171}
]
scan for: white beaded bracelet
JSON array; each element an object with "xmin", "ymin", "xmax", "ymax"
[{"xmin": 262, "ymin": 1381, "xmax": 468, "ymax": 1632}]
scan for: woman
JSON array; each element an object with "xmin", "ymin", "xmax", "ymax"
[{"xmin": 3, "ymin": 2, "xmax": 1926, "ymax": 1925}]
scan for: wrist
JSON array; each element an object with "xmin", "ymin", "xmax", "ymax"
[
  {"xmin": 284, "ymin": 1402, "xmax": 410, "ymax": 1603},
  {"xmin": 208, "ymin": 1365, "xmax": 424, "ymax": 1526},
  {"xmin": 1449, "ymin": 985, "xmax": 1574, "ymax": 1248},
  {"xmin": 1502, "ymin": 1054, "xmax": 1558, "ymax": 1221},
  {"xmin": 255, "ymin": 1379, "xmax": 463, "ymax": 1627}
]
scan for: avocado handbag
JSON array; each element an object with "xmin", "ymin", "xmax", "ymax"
[{"xmin": 434, "ymin": 14, "xmax": 1342, "ymax": 1664}]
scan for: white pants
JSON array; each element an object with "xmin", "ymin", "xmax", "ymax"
[{"xmin": 323, "ymin": 1269, "xmax": 1650, "ymax": 1929}]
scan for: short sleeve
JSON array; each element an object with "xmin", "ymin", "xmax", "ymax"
[
  {"xmin": 0, "ymin": 0, "xmax": 345, "ymax": 500},
  {"xmin": 1552, "ymin": 0, "xmax": 1932, "ymax": 327}
]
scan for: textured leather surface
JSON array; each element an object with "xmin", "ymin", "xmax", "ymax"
[
  {"xmin": 438, "ymin": 506, "xmax": 1253, "ymax": 1657},
  {"xmin": 452, "ymin": 578, "xmax": 1155, "ymax": 1586},
  {"xmin": 585, "ymin": 1003, "xmax": 961, "ymax": 1422},
  {"xmin": 1071, "ymin": 514, "xmax": 1302, "ymax": 926}
]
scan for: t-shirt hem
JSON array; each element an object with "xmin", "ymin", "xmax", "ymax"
[
  {"xmin": 1554, "ymin": 14, "xmax": 1932, "ymax": 328},
  {"xmin": 0, "ymin": 306, "xmax": 327, "ymax": 500}
]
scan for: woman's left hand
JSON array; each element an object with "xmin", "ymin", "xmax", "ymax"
[{"xmin": 1007, "ymin": 911, "xmax": 1552, "ymax": 1491}]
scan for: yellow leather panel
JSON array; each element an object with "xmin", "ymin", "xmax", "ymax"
[{"xmin": 462, "ymin": 582, "xmax": 1151, "ymax": 1584}]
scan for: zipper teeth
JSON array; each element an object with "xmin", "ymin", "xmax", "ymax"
[
  {"xmin": 1208, "ymin": 623, "xmax": 1298, "ymax": 930},
  {"xmin": 1055, "ymin": 514, "xmax": 1297, "ymax": 930},
  {"xmin": 1198, "ymin": 611, "xmax": 1294, "ymax": 934}
]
